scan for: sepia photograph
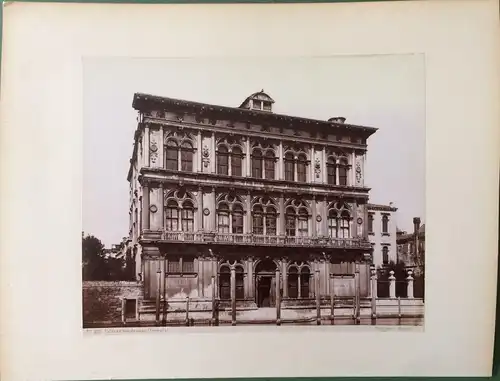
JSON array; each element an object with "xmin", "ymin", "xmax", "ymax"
[{"xmin": 82, "ymin": 55, "xmax": 426, "ymax": 329}]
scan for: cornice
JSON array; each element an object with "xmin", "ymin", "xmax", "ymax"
[
  {"xmin": 138, "ymin": 167, "xmax": 370, "ymax": 199},
  {"xmin": 132, "ymin": 92, "xmax": 377, "ymax": 138}
]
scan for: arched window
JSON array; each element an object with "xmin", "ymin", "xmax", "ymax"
[
  {"xmin": 285, "ymin": 208, "xmax": 296, "ymax": 236},
  {"xmin": 264, "ymin": 151, "xmax": 275, "ymax": 179},
  {"xmin": 382, "ymin": 246, "xmax": 389, "ymax": 264},
  {"xmin": 180, "ymin": 142, "xmax": 194, "ymax": 171},
  {"xmin": 235, "ymin": 266, "xmax": 245, "ymax": 299},
  {"xmin": 297, "ymin": 208, "xmax": 309, "ymax": 236},
  {"xmin": 219, "ymin": 266, "xmax": 231, "ymax": 300},
  {"xmin": 217, "ymin": 146, "xmax": 229, "ymax": 175},
  {"xmin": 338, "ymin": 158, "xmax": 349, "ymax": 186},
  {"xmin": 165, "ymin": 200, "xmax": 179, "ymax": 231},
  {"xmin": 328, "ymin": 209, "xmax": 338, "ymax": 238},
  {"xmin": 288, "ymin": 267, "xmax": 299, "ymax": 298},
  {"xmin": 340, "ymin": 210, "xmax": 350, "ymax": 238},
  {"xmin": 252, "ymin": 205, "xmax": 264, "ymax": 235},
  {"xmin": 252, "ymin": 149, "xmax": 263, "ymax": 178},
  {"xmin": 368, "ymin": 213, "xmax": 374, "ymax": 233},
  {"xmin": 382, "ymin": 215, "xmax": 389, "ymax": 233},
  {"xmin": 181, "ymin": 201, "xmax": 194, "ymax": 232},
  {"xmin": 284, "ymin": 152, "xmax": 295, "ymax": 181},
  {"xmin": 300, "ymin": 267, "xmax": 311, "ymax": 298},
  {"xmin": 232, "ymin": 205, "xmax": 244, "ymax": 234},
  {"xmin": 217, "ymin": 203, "xmax": 230, "ymax": 233},
  {"xmin": 297, "ymin": 154, "xmax": 308, "ymax": 182},
  {"xmin": 265, "ymin": 207, "xmax": 277, "ymax": 235},
  {"xmin": 165, "ymin": 140, "xmax": 179, "ymax": 170},
  {"xmin": 231, "ymin": 147, "xmax": 243, "ymax": 177},
  {"xmin": 327, "ymin": 157, "xmax": 336, "ymax": 185}
]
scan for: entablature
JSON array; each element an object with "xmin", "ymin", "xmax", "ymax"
[{"xmin": 138, "ymin": 168, "xmax": 370, "ymax": 200}]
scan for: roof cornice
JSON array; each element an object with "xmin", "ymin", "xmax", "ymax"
[{"xmin": 132, "ymin": 92, "xmax": 378, "ymax": 139}]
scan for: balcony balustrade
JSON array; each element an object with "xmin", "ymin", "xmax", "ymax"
[{"xmin": 146, "ymin": 230, "xmax": 371, "ymax": 249}]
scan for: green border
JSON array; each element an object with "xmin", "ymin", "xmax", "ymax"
[{"xmin": 0, "ymin": 0, "xmax": 497, "ymax": 379}]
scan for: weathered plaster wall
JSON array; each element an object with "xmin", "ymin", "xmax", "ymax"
[{"xmin": 82, "ymin": 281, "xmax": 142, "ymax": 324}]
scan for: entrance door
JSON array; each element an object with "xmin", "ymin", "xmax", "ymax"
[{"xmin": 257, "ymin": 276, "xmax": 272, "ymax": 307}]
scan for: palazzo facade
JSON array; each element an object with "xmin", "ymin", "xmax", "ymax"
[{"xmin": 127, "ymin": 91, "xmax": 378, "ymax": 312}]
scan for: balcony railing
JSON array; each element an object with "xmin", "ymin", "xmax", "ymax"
[{"xmin": 152, "ymin": 231, "xmax": 371, "ymax": 249}]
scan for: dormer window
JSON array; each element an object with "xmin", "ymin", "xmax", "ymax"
[
  {"xmin": 239, "ymin": 90, "xmax": 275, "ymax": 112},
  {"xmin": 253, "ymin": 100, "xmax": 262, "ymax": 110}
]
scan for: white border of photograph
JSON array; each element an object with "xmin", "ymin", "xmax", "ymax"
[{"xmin": 1, "ymin": 0, "xmax": 499, "ymax": 379}]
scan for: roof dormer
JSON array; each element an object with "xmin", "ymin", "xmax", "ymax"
[{"xmin": 239, "ymin": 90, "xmax": 275, "ymax": 112}]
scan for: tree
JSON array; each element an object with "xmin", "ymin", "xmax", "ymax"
[{"xmin": 82, "ymin": 233, "xmax": 108, "ymax": 280}]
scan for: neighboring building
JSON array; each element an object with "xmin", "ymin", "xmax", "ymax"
[
  {"xmin": 125, "ymin": 90, "xmax": 379, "ymax": 318},
  {"xmin": 367, "ymin": 203, "xmax": 398, "ymax": 267},
  {"xmin": 397, "ymin": 217, "xmax": 425, "ymax": 275}
]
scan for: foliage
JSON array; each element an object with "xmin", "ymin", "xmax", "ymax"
[{"xmin": 82, "ymin": 232, "xmax": 136, "ymax": 281}]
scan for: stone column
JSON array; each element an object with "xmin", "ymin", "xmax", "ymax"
[
  {"xmin": 158, "ymin": 184, "xmax": 164, "ymax": 233},
  {"xmin": 278, "ymin": 141, "xmax": 284, "ymax": 180},
  {"xmin": 322, "ymin": 147, "xmax": 327, "ymax": 183},
  {"xmin": 352, "ymin": 201, "xmax": 358, "ymax": 238},
  {"xmin": 245, "ymin": 191, "xmax": 252, "ymax": 234},
  {"xmin": 279, "ymin": 193, "xmax": 285, "ymax": 236},
  {"xmin": 210, "ymin": 132, "xmax": 216, "ymax": 173},
  {"xmin": 311, "ymin": 195, "xmax": 317, "ymax": 236},
  {"xmin": 142, "ymin": 183, "xmax": 150, "ymax": 230},
  {"xmin": 245, "ymin": 137, "xmax": 251, "ymax": 177},
  {"xmin": 230, "ymin": 265, "xmax": 236, "ymax": 326},
  {"xmin": 159, "ymin": 127, "xmax": 164, "ymax": 169},
  {"xmin": 155, "ymin": 266, "xmax": 161, "ymax": 323},
  {"xmin": 144, "ymin": 125, "xmax": 150, "ymax": 167},
  {"xmin": 247, "ymin": 257, "xmax": 254, "ymax": 300},
  {"xmin": 351, "ymin": 151, "xmax": 356, "ymax": 186},
  {"xmin": 370, "ymin": 265, "xmax": 377, "ymax": 318},
  {"xmin": 211, "ymin": 187, "xmax": 217, "ymax": 232},
  {"xmin": 282, "ymin": 259, "xmax": 288, "ymax": 298},
  {"xmin": 309, "ymin": 146, "xmax": 315, "ymax": 183},
  {"xmin": 315, "ymin": 269, "xmax": 321, "ymax": 325},
  {"xmin": 275, "ymin": 268, "xmax": 281, "ymax": 325},
  {"xmin": 389, "ymin": 270, "xmax": 396, "ymax": 298},
  {"xmin": 196, "ymin": 186, "xmax": 203, "ymax": 231},
  {"xmin": 407, "ymin": 270, "xmax": 414, "ymax": 299},
  {"xmin": 196, "ymin": 130, "xmax": 202, "ymax": 172}
]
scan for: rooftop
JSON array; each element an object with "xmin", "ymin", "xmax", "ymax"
[{"xmin": 132, "ymin": 92, "xmax": 378, "ymax": 136}]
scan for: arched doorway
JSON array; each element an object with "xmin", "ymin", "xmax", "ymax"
[{"xmin": 255, "ymin": 259, "xmax": 278, "ymax": 307}]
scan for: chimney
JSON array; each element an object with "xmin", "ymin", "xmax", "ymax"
[
  {"xmin": 413, "ymin": 217, "xmax": 421, "ymax": 235},
  {"xmin": 412, "ymin": 217, "xmax": 421, "ymax": 266}
]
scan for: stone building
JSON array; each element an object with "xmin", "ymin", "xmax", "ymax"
[
  {"xmin": 367, "ymin": 203, "xmax": 398, "ymax": 267},
  {"xmin": 397, "ymin": 217, "xmax": 425, "ymax": 275},
  {"xmin": 126, "ymin": 90, "xmax": 379, "ymax": 318}
]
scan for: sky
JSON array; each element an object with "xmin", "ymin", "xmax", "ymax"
[{"xmin": 83, "ymin": 55, "xmax": 426, "ymax": 247}]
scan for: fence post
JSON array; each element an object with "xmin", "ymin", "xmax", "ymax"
[
  {"xmin": 211, "ymin": 276, "xmax": 217, "ymax": 326},
  {"xmin": 121, "ymin": 298, "xmax": 126, "ymax": 325},
  {"xmin": 354, "ymin": 264, "xmax": 360, "ymax": 325},
  {"xmin": 406, "ymin": 270, "xmax": 414, "ymax": 299},
  {"xmin": 398, "ymin": 296, "xmax": 402, "ymax": 324},
  {"xmin": 389, "ymin": 270, "xmax": 396, "ymax": 299},
  {"xmin": 156, "ymin": 268, "xmax": 162, "ymax": 324},
  {"xmin": 370, "ymin": 265, "xmax": 377, "ymax": 321},
  {"xmin": 315, "ymin": 270, "xmax": 321, "ymax": 325},
  {"xmin": 231, "ymin": 266, "xmax": 236, "ymax": 326},
  {"xmin": 185, "ymin": 296, "xmax": 190, "ymax": 326},
  {"xmin": 276, "ymin": 269, "xmax": 281, "ymax": 326}
]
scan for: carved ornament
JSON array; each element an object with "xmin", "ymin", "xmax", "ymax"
[{"xmin": 202, "ymin": 146, "xmax": 210, "ymax": 168}]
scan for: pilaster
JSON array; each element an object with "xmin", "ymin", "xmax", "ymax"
[
  {"xmin": 245, "ymin": 137, "xmax": 251, "ymax": 177},
  {"xmin": 279, "ymin": 193, "xmax": 285, "ymax": 235},
  {"xmin": 210, "ymin": 132, "xmax": 216, "ymax": 173},
  {"xmin": 311, "ymin": 195, "xmax": 317, "ymax": 236},
  {"xmin": 144, "ymin": 125, "xmax": 150, "ymax": 167},
  {"xmin": 278, "ymin": 141, "xmax": 284, "ymax": 180},
  {"xmin": 196, "ymin": 186, "xmax": 203, "ymax": 231},
  {"xmin": 245, "ymin": 191, "xmax": 252, "ymax": 234},
  {"xmin": 142, "ymin": 183, "xmax": 150, "ymax": 230}
]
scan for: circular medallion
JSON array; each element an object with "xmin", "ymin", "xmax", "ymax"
[
  {"xmin": 316, "ymin": 215, "xmax": 322, "ymax": 222},
  {"xmin": 357, "ymin": 217, "xmax": 363, "ymax": 225},
  {"xmin": 150, "ymin": 205, "xmax": 158, "ymax": 213},
  {"xmin": 150, "ymin": 144, "xmax": 158, "ymax": 153},
  {"xmin": 203, "ymin": 208, "xmax": 210, "ymax": 216}
]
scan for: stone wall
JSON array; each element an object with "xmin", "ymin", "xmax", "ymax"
[{"xmin": 82, "ymin": 281, "xmax": 143, "ymax": 325}]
